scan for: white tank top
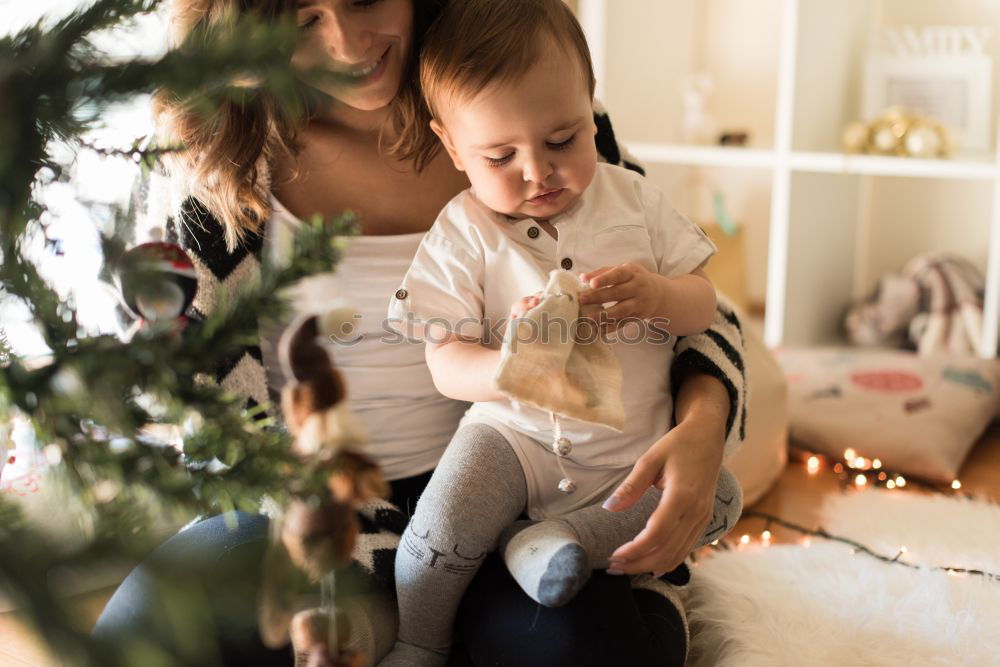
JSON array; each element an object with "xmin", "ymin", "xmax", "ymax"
[{"xmin": 264, "ymin": 197, "xmax": 469, "ymax": 481}]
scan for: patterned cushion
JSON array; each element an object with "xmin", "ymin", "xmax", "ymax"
[{"xmin": 776, "ymin": 347, "xmax": 1000, "ymax": 483}]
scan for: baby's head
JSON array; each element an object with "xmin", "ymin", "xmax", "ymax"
[{"xmin": 421, "ymin": 0, "xmax": 598, "ymax": 220}]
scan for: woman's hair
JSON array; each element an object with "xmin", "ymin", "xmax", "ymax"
[
  {"xmin": 155, "ymin": 0, "xmax": 446, "ymax": 252},
  {"xmin": 419, "ymin": 0, "xmax": 594, "ymax": 123}
]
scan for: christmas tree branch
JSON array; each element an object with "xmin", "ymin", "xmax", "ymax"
[{"xmin": 0, "ymin": 1, "xmax": 355, "ymax": 662}]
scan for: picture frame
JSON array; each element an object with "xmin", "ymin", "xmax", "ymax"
[{"xmin": 863, "ymin": 54, "xmax": 994, "ymax": 155}]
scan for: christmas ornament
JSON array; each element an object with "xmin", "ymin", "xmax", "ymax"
[
  {"xmin": 843, "ymin": 107, "xmax": 956, "ymax": 159},
  {"xmin": 289, "ymin": 608, "xmax": 364, "ymax": 667},
  {"xmin": 258, "ymin": 312, "xmax": 389, "ymax": 665},
  {"xmin": 116, "ymin": 242, "xmax": 197, "ymax": 326}
]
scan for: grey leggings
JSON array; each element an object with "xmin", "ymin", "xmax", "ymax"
[{"xmin": 393, "ymin": 423, "xmax": 678, "ymax": 656}]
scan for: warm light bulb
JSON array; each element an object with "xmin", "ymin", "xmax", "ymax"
[
  {"xmin": 854, "ymin": 456, "xmax": 866, "ymax": 469},
  {"xmin": 711, "ymin": 539, "xmax": 719, "ymax": 546},
  {"xmin": 844, "ymin": 448, "xmax": 856, "ymax": 462},
  {"xmin": 807, "ymin": 456, "xmax": 820, "ymax": 474},
  {"xmin": 872, "ymin": 459, "xmax": 882, "ymax": 469},
  {"xmin": 878, "ymin": 472, "xmax": 887, "ymax": 481},
  {"xmin": 833, "ymin": 463, "xmax": 844, "ymax": 474},
  {"xmin": 855, "ymin": 474, "xmax": 867, "ymax": 487},
  {"xmin": 896, "ymin": 476, "xmax": 906, "ymax": 488},
  {"xmin": 951, "ymin": 480, "xmax": 962, "ymax": 490},
  {"xmin": 886, "ymin": 479, "xmax": 896, "ymax": 489},
  {"xmin": 762, "ymin": 530, "xmax": 772, "ymax": 541},
  {"xmin": 740, "ymin": 534, "xmax": 750, "ymax": 545},
  {"xmin": 900, "ymin": 546, "xmax": 908, "ymax": 553}
]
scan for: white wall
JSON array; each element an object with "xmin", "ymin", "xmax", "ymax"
[{"xmin": 599, "ymin": 0, "xmax": 782, "ymax": 304}]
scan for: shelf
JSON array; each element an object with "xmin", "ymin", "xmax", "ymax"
[
  {"xmin": 628, "ymin": 144, "xmax": 776, "ymax": 169},
  {"xmin": 627, "ymin": 142, "xmax": 1000, "ymax": 181},
  {"xmin": 789, "ymin": 152, "xmax": 999, "ymax": 181}
]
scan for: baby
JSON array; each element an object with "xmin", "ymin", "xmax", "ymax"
[{"xmin": 383, "ymin": 0, "xmax": 740, "ymax": 663}]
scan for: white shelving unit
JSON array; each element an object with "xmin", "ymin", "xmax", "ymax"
[{"xmin": 579, "ymin": 0, "xmax": 1000, "ymax": 358}]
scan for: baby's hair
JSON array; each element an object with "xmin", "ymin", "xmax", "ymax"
[{"xmin": 420, "ymin": 0, "xmax": 595, "ymax": 121}]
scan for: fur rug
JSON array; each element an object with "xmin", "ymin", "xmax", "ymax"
[{"xmin": 685, "ymin": 490, "xmax": 1000, "ymax": 666}]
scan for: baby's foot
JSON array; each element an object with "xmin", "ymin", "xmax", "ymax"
[
  {"xmin": 500, "ymin": 519, "xmax": 590, "ymax": 607},
  {"xmin": 378, "ymin": 641, "xmax": 447, "ymax": 667}
]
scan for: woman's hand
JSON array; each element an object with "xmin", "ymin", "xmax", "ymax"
[{"xmin": 604, "ymin": 374, "xmax": 730, "ymax": 574}]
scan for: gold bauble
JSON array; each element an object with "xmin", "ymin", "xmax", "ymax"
[
  {"xmin": 869, "ymin": 115, "xmax": 909, "ymax": 156},
  {"xmin": 843, "ymin": 122, "xmax": 869, "ymax": 154},
  {"xmin": 902, "ymin": 120, "xmax": 943, "ymax": 158}
]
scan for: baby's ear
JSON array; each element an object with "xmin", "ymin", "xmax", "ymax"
[{"xmin": 430, "ymin": 119, "xmax": 465, "ymax": 172}]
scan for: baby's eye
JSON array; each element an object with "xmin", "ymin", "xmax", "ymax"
[
  {"xmin": 547, "ymin": 134, "xmax": 577, "ymax": 150},
  {"xmin": 484, "ymin": 153, "xmax": 515, "ymax": 168}
]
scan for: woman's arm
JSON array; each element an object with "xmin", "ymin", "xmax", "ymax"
[
  {"xmin": 603, "ymin": 298, "xmax": 747, "ymax": 574},
  {"xmin": 605, "ymin": 372, "xmax": 732, "ymax": 573}
]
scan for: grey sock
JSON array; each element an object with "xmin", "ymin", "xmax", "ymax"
[
  {"xmin": 500, "ymin": 465, "xmax": 743, "ymax": 606},
  {"xmin": 386, "ymin": 423, "xmax": 527, "ymax": 665},
  {"xmin": 500, "ymin": 519, "xmax": 590, "ymax": 607},
  {"xmin": 500, "ymin": 485, "xmax": 662, "ymax": 607}
]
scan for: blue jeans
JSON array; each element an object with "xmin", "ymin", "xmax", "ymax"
[{"xmin": 93, "ymin": 473, "xmax": 685, "ymax": 666}]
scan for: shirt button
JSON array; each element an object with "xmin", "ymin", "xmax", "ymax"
[
  {"xmin": 527, "ymin": 226, "xmax": 540, "ymax": 239},
  {"xmin": 561, "ymin": 257, "xmax": 573, "ymax": 270},
  {"xmin": 394, "ymin": 288, "xmax": 408, "ymax": 300}
]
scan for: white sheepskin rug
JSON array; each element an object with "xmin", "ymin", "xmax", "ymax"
[{"xmin": 684, "ymin": 490, "xmax": 1000, "ymax": 666}]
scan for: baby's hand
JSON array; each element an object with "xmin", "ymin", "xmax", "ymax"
[
  {"xmin": 578, "ymin": 262, "xmax": 663, "ymax": 326},
  {"xmin": 508, "ymin": 293, "xmax": 542, "ymax": 320}
]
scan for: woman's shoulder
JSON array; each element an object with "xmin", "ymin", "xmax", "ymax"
[
  {"xmin": 593, "ymin": 99, "xmax": 645, "ymax": 176},
  {"xmin": 167, "ymin": 197, "xmax": 266, "ymax": 318},
  {"xmin": 169, "ymin": 198, "xmax": 265, "ymax": 271}
]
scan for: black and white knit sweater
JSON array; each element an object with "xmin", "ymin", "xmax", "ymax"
[{"xmin": 167, "ymin": 102, "xmax": 748, "ymax": 584}]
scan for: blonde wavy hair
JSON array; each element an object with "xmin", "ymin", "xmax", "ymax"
[{"xmin": 155, "ymin": 0, "xmax": 447, "ymax": 252}]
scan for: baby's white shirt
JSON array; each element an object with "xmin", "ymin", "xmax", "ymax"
[{"xmin": 387, "ymin": 163, "xmax": 716, "ymax": 517}]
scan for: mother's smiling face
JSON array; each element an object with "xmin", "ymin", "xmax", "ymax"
[{"xmin": 291, "ymin": 0, "xmax": 414, "ymax": 112}]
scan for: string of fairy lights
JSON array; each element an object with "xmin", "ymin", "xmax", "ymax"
[
  {"xmin": 701, "ymin": 447, "xmax": 1000, "ymax": 582},
  {"xmin": 805, "ymin": 446, "xmax": 963, "ymax": 493}
]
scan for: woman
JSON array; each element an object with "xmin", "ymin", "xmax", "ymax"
[{"xmin": 93, "ymin": 0, "xmax": 747, "ymax": 664}]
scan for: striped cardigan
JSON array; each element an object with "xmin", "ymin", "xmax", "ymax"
[{"xmin": 167, "ymin": 103, "xmax": 748, "ymax": 582}]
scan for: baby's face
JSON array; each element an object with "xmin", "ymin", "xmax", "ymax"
[{"xmin": 432, "ymin": 43, "xmax": 598, "ymax": 220}]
